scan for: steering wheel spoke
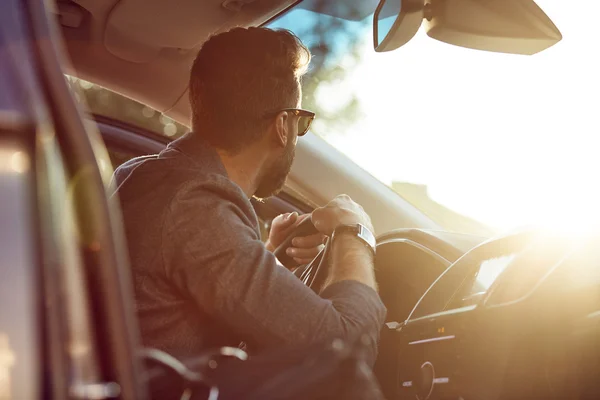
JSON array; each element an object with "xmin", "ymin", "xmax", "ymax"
[{"xmin": 273, "ymin": 219, "xmax": 331, "ymax": 292}]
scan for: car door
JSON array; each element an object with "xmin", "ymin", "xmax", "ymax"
[{"xmin": 0, "ymin": 0, "xmax": 145, "ymax": 398}]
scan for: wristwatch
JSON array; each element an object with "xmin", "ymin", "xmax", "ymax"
[{"xmin": 332, "ymin": 223, "xmax": 377, "ymax": 256}]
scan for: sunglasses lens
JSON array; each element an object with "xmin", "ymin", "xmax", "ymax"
[{"xmin": 298, "ymin": 116, "xmax": 312, "ymax": 136}]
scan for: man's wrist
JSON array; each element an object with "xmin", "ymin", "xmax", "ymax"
[
  {"xmin": 332, "ymin": 223, "xmax": 376, "ymax": 257},
  {"xmin": 265, "ymin": 240, "xmax": 275, "ymax": 253},
  {"xmin": 332, "ymin": 234, "xmax": 374, "ymax": 262},
  {"xmin": 327, "ymin": 234, "xmax": 376, "ymax": 290}
]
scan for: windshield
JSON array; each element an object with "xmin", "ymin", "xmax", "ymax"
[{"xmin": 268, "ymin": 0, "xmax": 600, "ymax": 235}]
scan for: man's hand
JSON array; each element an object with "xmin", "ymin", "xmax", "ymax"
[
  {"xmin": 311, "ymin": 195, "xmax": 377, "ymax": 292},
  {"xmin": 265, "ymin": 212, "xmax": 326, "ymax": 266},
  {"xmin": 311, "ymin": 194, "xmax": 374, "ymax": 236}
]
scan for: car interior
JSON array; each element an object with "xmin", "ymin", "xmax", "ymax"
[{"xmin": 1, "ymin": 0, "xmax": 599, "ymax": 399}]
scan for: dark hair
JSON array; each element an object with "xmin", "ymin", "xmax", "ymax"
[{"xmin": 189, "ymin": 27, "xmax": 311, "ymax": 153}]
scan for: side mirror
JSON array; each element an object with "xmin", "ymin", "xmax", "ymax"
[
  {"xmin": 374, "ymin": 0, "xmax": 562, "ymax": 55},
  {"xmin": 374, "ymin": 0, "xmax": 424, "ymax": 52}
]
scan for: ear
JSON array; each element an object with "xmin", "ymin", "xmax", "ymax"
[{"xmin": 272, "ymin": 111, "xmax": 289, "ymax": 149}]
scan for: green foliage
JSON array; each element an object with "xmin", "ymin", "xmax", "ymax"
[{"xmin": 294, "ymin": 2, "xmax": 369, "ymax": 136}]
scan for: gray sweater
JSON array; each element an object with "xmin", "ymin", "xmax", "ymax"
[{"xmin": 113, "ymin": 132, "xmax": 386, "ymax": 362}]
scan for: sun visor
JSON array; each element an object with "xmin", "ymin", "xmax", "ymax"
[{"xmin": 104, "ymin": 0, "xmax": 235, "ymax": 63}]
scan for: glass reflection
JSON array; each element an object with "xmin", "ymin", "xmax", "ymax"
[{"xmin": 377, "ymin": 0, "xmax": 402, "ymax": 46}]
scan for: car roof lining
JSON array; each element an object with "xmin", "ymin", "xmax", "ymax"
[{"xmin": 59, "ymin": 0, "xmax": 297, "ymax": 125}]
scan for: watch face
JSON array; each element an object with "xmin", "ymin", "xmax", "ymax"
[{"xmin": 357, "ymin": 224, "xmax": 377, "ymax": 249}]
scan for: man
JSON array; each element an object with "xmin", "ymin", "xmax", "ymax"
[{"xmin": 113, "ymin": 27, "xmax": 386, "ymax": 365}]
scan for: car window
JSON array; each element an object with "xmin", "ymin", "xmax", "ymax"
[
  {"xmin": 66, "ymin": 75, "xmax": 188, "ymax": 138},
  {"xmin": 0, "ymin": 138, "xmax": 42, "ymax": 400}
]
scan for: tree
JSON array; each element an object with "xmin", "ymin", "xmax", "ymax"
[{"xmin": 290, "ymin": 0, "xmax": 371, "ymax": 136}]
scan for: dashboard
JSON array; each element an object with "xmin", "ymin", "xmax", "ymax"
[
  {"xmin": 374, "ymin": 229, "xmax": 484, "ymax": 325},
  {"xmin": 373, "ymin": 229, "xmax": 600, "ymax": 400}
]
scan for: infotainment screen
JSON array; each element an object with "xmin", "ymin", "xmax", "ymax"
[
  {"xmin": 466, "ymin": 254, "xmax": 517, "ymax": 297},
  {"xmin": 408, "ymin": 232, "xmax": 532, "ymax": 320},
  {"xmin": 443, "ymin": 253, "xmax": 519, "ymax": 309}
]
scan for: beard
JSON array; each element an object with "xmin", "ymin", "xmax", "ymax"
[{"xmin": 254, "ymin": 137, "xmax": 296, "ymax": 200}]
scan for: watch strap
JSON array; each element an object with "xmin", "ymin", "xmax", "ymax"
[{"xmin": 332, "ymin": 223, "xmax": 376, "ymax": 256}]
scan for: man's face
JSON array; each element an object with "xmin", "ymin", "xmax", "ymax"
[
  {"xmin": 254, "ymin": 117, "xmax": 298, "ymax": 199},
  {"xmin": 254, "ymin": 86, "xmax": 301, "ymax": 199}
]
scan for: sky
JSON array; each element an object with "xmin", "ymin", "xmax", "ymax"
[{"xmin": 274, "ymin": 1, "xmax": 600, "ymax": 232}]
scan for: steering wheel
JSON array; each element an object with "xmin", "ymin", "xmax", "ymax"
[{"xmin": 273, "ymin": 218, "xmax": 332, "ymax": 293}]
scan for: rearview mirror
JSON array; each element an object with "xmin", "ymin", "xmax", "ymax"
[
  {"xmin": 374, "ymin": 0, "xmax": 562, "ymax": 55},
  {"xmin": 374, "ymin": 0, "xmax": 424, "ymax": 52}
]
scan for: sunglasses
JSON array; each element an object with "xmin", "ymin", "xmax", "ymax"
[{"xmin": 264, "ymin": 108, "xmax": 316, "ymax": 136}]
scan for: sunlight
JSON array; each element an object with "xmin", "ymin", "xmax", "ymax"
[
  {"xmin": 312, "ymin": 0, "xmax": 600, "ymax": 233},
  {"xmin": 475, "ymin": 254, "xmax": 517, "ymax": 291}
]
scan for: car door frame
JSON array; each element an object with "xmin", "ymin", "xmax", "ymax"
[{"xmin": 6, "ymin": 0, "xmax": 147, "ymax": 397}]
